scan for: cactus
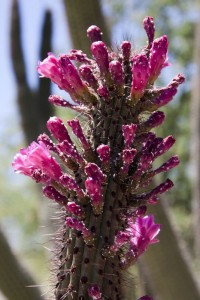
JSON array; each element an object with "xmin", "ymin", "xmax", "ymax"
[{"xmin": 12, "ymin": 17, "xmax": 184, "ymax": 299}]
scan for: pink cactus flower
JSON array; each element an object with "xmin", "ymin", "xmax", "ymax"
[
  {"xmin": 126, "ymin": 215, "xmax": 160, "ymax": 256},
  {"xmin": 12, "ymin": 141, "xmax": 62, "ymax": 181}
]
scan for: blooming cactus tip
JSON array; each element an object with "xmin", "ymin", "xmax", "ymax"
[{"xmin": 12, "ymin": 16, "xmax": 184, "ymax": 300}]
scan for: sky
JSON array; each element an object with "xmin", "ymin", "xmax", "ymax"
[{"xmin": 0, "ymin": 0, "xmax": 71, "ymax": 137}]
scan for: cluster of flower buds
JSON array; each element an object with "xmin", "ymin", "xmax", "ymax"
[{"xmin": 12, "ymin": 16, "xmax": 184, "ymax": 300}]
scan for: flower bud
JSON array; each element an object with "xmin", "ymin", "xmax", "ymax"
[
  {"xmin": 47, "ymin": 117, "xmax": 72, "ymax": 144},
  {"xmin": 43, "ymin": 186, "xmax": 67, "ymax": 205},
  {"xmin": 109, "ymin": 60, "xmax": 124, "ymax": 95},
  {"xmin": 149, "ymin": 35, "xmax": 169, "ymax": 84},
  {"xmin": 122, "ymin": 124, "xmax": 137, "ymax": 148},
  {"xmin": 152, "ymin": 135, "xmax": 175, "ymax": 158},
  {"xmin": 151, "ymin": 155, "xmax": 180, "ymax": 176},
  {"xmin": 79, "ymin": 64, "xmax": 98, "ymax": 89},
  {"xmin": 130, "ymin": 54, "xmax": 149, "ymax": 104},
  {"xmin": 85, "ymin": 177, "xmax": 103, "ymax": 214},
  {"xmin": 65, "ymin": 217, "xmax": 92, "ymax": 243},
  {"xmin": 143, "ymin": 16, "xmax": 155, "ymax": 47},
  {"xmin": 97, "ymin": 86, "xmax": 109, "ymax": 100},
  {"xmin": 68, "ymin": 118, "xmax": 91, "ymax": 151},
  {"xmin": 139, "ymin": 111, "xmax": 165, "ymax": 132},
  {"xmin": 66, "ymin": 201, "xmax": 84, "ymax": 218},
  {"xmin": 121, "ymin": 148, "xmax": 137, "ymax": 175},
  {"xmin": 87, "ymin": 25, "xmax": 102, "ymax": 42},
  {"xmin": 96, "ymin": 144, "xmax": 110, "ymax": 171},
  {"xmin": 57, "ymin": 141, "xmax": 85, "ymax": 166},
  {"xmin": 91, "ymin": 41, "xmax": 109, "ymax": 76},
  {"xmin": 85, "ymin": 163, "xmax": 106, "ymax": 183},
  {"xmin": 121, "ymin": 41, "xmax": 131, "ymax": 62},
  {"xmin": 68, "ymin": 49, "xmax": 91, "ymax": 63}
]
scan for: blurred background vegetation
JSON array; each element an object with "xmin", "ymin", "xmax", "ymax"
[{"xmin": 0, "ymin": 0, "xmax": 200, "ymax": 299}]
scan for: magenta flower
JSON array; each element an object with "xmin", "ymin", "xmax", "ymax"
[
  {"xmin": 12, "ymin": 141, "xmax": 62, "ymax": 181},
  {"xmin": 37, "ymin": 53, "xmax": 62, "ymax": 87},
  {"xmin": 126, "ymin": 215, "xmax": 160, "ymax": 256}
]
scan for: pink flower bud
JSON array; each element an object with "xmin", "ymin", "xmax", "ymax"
[
  {"xmin": 85, "ymin": 163, "xmax": 106, "ymax": 183},
  {"xmin": 149, "ymin": 35, "xmax": 169, "ymax": 84},
  {"xmin": 79, "ymin": 64, "xmax": 98, "ymax": 89},
  {"xmin": 57, "ymin": 141, "xmax": 85, "ymax": 166},
  {"xmin": 143, "ymin": 16, "xmax": 155, "ymax": 47},
  {"xmin": 91, "ymin": 41, "xmax": 109, "ymax": 75},
  {"xmin": 115, "ymin": 231, "xmax": 130, "ymax": 249},
  {"xmin": 153, "ymin": 86, "xmax": 177, "ymax": 108},
  {"xmin": 121, "ymin": 41, "xmax": 131, "ymax": 61},
  {"xmin": 142, "ymin": 111, "xmax": 165, "ymax": 129},
  {"xmin": 49, "ymin": 94, "xmax": 80, "ymax": 108},
  {"xmin": 67, "ymin": 118, "xmax": 91, "ymax": 151},
  {"xmin": 59, "ymin": 55, "xmax": 97, "ymax": 105},
  {"xmin": 130, "ymin": 54, "xmax": 150, "ymax": 104},
  {"xmin": 66, "ymin": 201, "xmax": 84, "ymax": 218},
  {"xmin": 87, "ymin": 25, "xmax": 102, "ymax": 42},
  {"xmin": 169, "ymin": 73, "xmax": 185, "ymax": 88},
  {"xmin": 133, "ymin": 179, "xmax": 174, "ymax": 202},
  {"xmin": 134, "ymin": 205, "xmax": 147, "ymax": 216},
  {"xmin": 153, "ymin": 135, "xmax": 175, "ymax": 158},
  {"xmin": 134, "ymin": 153, "xmax": 153, "ymax": 178},
  {"xmin": 59, "ymin": 55, "xmax": 86, "ymax": 92},
  {"xmin": 68, "ymin": 49, "xmax": 91, "ymax": 63},
  {"xmin": 59, "ymin": 174, "xmax": 85, "ymax": 199},
  {"xmin": 37, "ymin": 133, "xmax": 58, "ymax": 154},
  {"xmin": 85, "ymin": 177, "xmax": 103, "ymax": 214},
  {"xmin": 121, "ymin": 148, "xmax": 137, "ymax": 174},
  {"xmin": 109, "ymin": 60, "xmax": 124, "ymax": 94},
  {"xmin": 65, "ymin": 217, "xmax": 90, "ymax": 238},
  {"xmin": 152, "ymin": 155, "xmax": 180, "ymax": 176},
  {"xmin": 96, "ymin": 144, "xmax": 110, "ymax": 171},
  {"xmin": 47, "ymin": 117, "xmax": 72, "ymax": 143},
  {"xmin": 122, "ymin": 124, "xmax": 137, "ymax": 148},
  {"xmin": 97, "ymin": 86, "xmax": 109, "ymax": 99},
  {"xmin": 150, "ymin": 178, "xmax": 174, "ymax": 197},
  {"xmin": 43, "ymin": 186, "xmax": 67, "ymax": 205},
  {"xmin": 88, "ymin": 284, "xmax": 102, "ymax": 300}
]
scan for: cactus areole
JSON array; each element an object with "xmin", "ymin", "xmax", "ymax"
[{"xmin": 12, "ymin": 17, "xmax": 184, "ymax": 300}]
